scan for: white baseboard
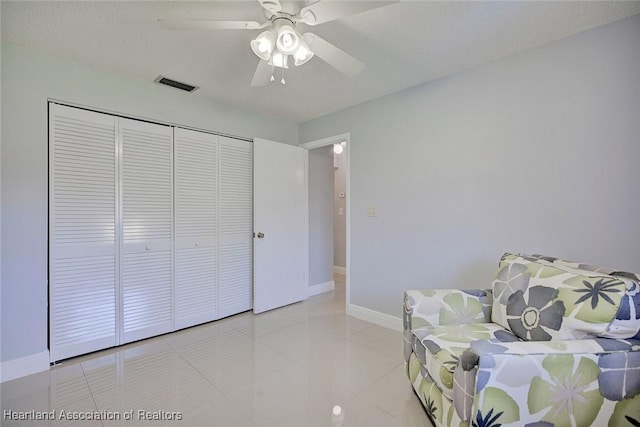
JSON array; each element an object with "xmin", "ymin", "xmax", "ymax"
[
  {"xmin": 308, "ymin": 280, "xmax": 335, "ymax": 297},
  {"xmin": 1, "ymin": 351, "xmax": 50, "ymax": 383},
  {"xmin": 333, "ymin": 266, "xmax": 346, "ymax": 275},
  {"xmin": 347, "ymin": 304, "xmax": 402, "ymax": 332}
]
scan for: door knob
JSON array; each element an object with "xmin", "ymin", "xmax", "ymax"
[{"xmin": 257, "ymin": 232, "xmax": 265, "ymax": 239}]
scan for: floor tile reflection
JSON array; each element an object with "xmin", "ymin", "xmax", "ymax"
[{"xmin": 1, "ymin": 273, "xmax": 432, "ymax": 426}]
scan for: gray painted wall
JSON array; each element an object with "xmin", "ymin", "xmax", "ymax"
[
  {"xmin": 308, "ymin": 146, "xmax": 335, "ymax": 286},
  {"xmin": 0, "ymin": 42, "xmax": 299, "ymax": 363},
  {"xmin": 334, "ymin": 150, "xmax": 347, "ymax": 268},
  {"xmin": 300, "ymin": 15, "xmax": 640, "ymax": 318}
]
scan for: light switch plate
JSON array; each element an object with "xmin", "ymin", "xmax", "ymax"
[{"xmin": 367, "ymin": 206, "xmax": 377, "ymax": 217}]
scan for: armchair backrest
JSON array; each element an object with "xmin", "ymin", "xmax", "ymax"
[
  {"xmin": 529, "ymin": 253, "xmax": 640, "ymax": 282},
  {"xmin": 491, "ymin": 253, "xmax": 640, "ymax": 341}
]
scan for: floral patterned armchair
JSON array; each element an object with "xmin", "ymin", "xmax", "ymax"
[{"xmin": 403, "ymin": 252, "xmax": 640, "ymax": 427}]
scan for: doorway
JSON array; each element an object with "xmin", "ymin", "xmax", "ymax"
[{"xmin": 301, "ymin": 133, "xmax": 350, "ymax": 308}]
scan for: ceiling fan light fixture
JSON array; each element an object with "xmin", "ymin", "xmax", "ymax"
[
  {"xmin": 250, "ymin": 30, "xmax": 276, "ymax": 60},
  {"xmin": 276, "ymin": 24, "xmax": 300, "ymax": 54},
  {"xmin": 293, "ymin": 39, "xmax": 314, "ymax": 66}
]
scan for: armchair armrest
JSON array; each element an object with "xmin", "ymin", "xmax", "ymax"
[
  {"xmin": 403, "ymin": 289, "xmax": 492, "ymax": 331},
  {"xmin": 453, "ymin": 338, "xmax": 640, "ymax": 426}
]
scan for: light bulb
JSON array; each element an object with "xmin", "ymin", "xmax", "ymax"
[
  {"xmin": 258, "ymin": 40, "xmax": 270, "ymax": 53},
  {"xmin": 276, "ymin": 25, "xmax": 300, "ymax": 55},
  {"xmin": 333, "ymin": 143, "xmax": 344, "ymax": 154},
  {"xmin": 282, "ymin": 33, "xmax": 293, "ymax": 48}
]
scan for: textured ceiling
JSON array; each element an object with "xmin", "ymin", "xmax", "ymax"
[{"xmin": 2, "ymin": 1, "xmax": 639, "ymax": 123}]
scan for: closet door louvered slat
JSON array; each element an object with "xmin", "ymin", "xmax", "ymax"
[
  {"xmin": 174, "ymin": 128, "xmax": 219, "ymax": 329},
  {"xmin": 120, "ymin": 119, "xmax": 174, "ymax": 343},
  {"xmin": 218, "ymin": 136, "xmax": 253, "ymax": 317},
  {"xmin": 49, "ymin": 104, "xmax": 117, "ymax": 362}
]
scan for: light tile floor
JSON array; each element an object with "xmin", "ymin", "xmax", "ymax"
[{"xmin": 1, "ymin": 274, "xmax": 432, "ymax": 426}]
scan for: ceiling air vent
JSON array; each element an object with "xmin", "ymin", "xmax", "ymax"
[{"xmin": 154, "ymin": 76, "xmax": 199, "ymax": 92}]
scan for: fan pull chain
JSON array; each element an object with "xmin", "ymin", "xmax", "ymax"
[
  {"xmin": 270, "ymin": 64, "xmax": 275, "ymax": 82},
  {"xmin": 281, "ymin": 66, "xmax": 286, "ymax": 85}
]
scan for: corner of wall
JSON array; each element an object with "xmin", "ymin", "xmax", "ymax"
[{"xmin": 308, "ymin": 280, "xmax": 335, "ymax": 297}]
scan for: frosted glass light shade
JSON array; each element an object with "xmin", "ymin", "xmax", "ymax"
[
  {"xmin": 333, "ymin": 143, "xmax": 344, "ymax": 154},
  {"xmin": 293, "ymin": 39, "xmax": 314, "ymax": 66},
  {"xmin": 250, "ymin": 30, "xmax": 276, "ymax": 60}
]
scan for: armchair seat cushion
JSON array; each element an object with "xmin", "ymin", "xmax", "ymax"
[{"xmin": 413, "ymin": 323, "xmax": 519, "ymax": 400}]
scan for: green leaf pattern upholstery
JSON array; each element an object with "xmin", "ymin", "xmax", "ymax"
[
  {"xmin": 404, "ymin": 253, "xmax": 640, "ymax": 427},
  {"xmin": 491, "ymin": 253, "xmax": 639, "ymax": 341}
]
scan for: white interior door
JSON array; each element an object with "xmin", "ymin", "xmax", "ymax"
[
  {"xmin": 174, "ymin": 128, "xmax": 219, "ymax": 329},
  {"xmin": 49, "ymin": 104, "xmax": 118, "ymax": 362},
  {"xmin": 253, "ymin": 138, "xmax": 308, "ymax": 314},
  {"xmin": 218, "ymin": 136, "xmax": 253, "ymax": 317},
  {"xmin": 120, "ymin": 118, "xmax": 174, "ymax": 343}
]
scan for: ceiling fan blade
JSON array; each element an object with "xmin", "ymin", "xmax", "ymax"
[
  {"xmin": 251, "ymin": 60, "xmax": 272, "ymax": 87},
  {"xmin": 298, "ymin": 1, "xmax": 397, "ymax": 26},
  {"xmin": 258, "ymin": 0, "xmax": 282, "ymax": 14},
  {"xmin": 158, "ymin": 19, "xmax": 263, "ymax": 30},
  {"xmin": 304, "ymin": 33, "xmax": 364, "ymax": 78}
]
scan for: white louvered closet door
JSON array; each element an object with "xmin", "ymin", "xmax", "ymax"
[
  {"xmin": 174, "ymin": 128, "xmax": 219, "ymax": 329},
  {"xmin": 218, "ymin": 136, "xmax": 253, "ymax": 317},
  {"xmin": 49, "ymin": 104, "xmax": 117, "ymax": 362},
  {"xmin": 120, "ymin": 118, "xmax": 174, "ymax": 343}
]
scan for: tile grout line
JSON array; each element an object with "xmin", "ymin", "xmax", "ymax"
[{"xmin": 79, "ymin": 361, "xmax": 107, "ymax": 427}]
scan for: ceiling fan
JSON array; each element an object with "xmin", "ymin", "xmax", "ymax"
[{"xmin": 158, "ymin": 0, "xmax": 396, "ymax": 86}]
